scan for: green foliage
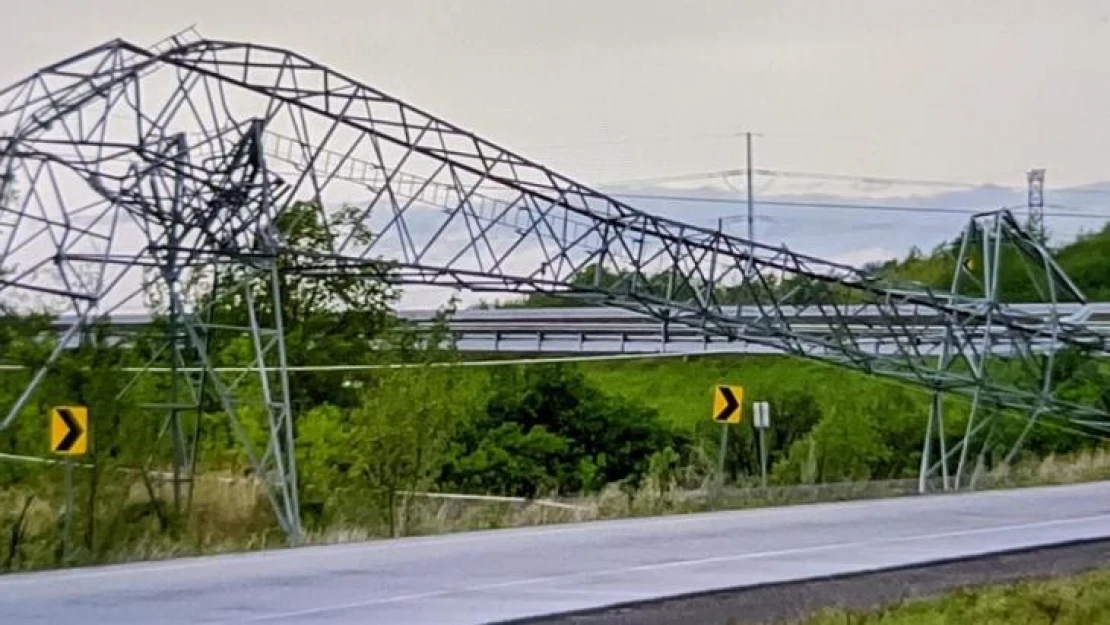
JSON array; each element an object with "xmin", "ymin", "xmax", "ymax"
[
  {"xmin": 577, "ymin": 356, "xmax": 934, "ymax": 483},
  {"xmin": 440, "ymin": 364, "xmax": 685, "ymax": 497},
  {"xmin": 4, "ymin": 197, "xmax": 1110, "ymax": 574},
  {"xmin": 297, "ymin": 366, "xmax": 483, "ymax": 534},
  {"xmin": 194, "ymin": 201, "xmax": 406, "ymax": 410},
  {"xmin": 495, "ymin": 214, "xmax": 1110, "ymax": 311},
  {"xmin": 873, "ymin": 221, "xmax": 1110, "ymax": 304},
  {"xmin": 801, "ymin": 568, "xmax": 1110, "ymax": 624},
  {"xmin": 497, "ymin": 263, "xmax": 621, "ymax": 308},
  {"xmin": 1055, "ymin": 223, "xmax": 1110, "ymax": 300}
]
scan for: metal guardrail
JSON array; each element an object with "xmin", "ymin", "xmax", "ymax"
[{"xmin": 35, "ymin": 302, "xmax": 1110, "ymax": 355}]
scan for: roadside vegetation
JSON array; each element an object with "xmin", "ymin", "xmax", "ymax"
[
  {"xmin": 2, "ymin": 206, "xmax": 1110, "ymax": 573},
  {"xmin": 798, "ymin": 567, "xmax": 1110, "ymax": 624}
]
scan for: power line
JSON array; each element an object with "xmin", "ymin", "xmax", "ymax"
[
  {"xmin": 509, "ymin": 128, "xmax": 1110, "ymax": 198},
  {"xmin": 1050, "ymin": 187, "xmax": 1110, "ymax": 197},
  {"xmin": 604, "ymin": 169, "xmax": 745, "ymax": 187},
  {"xmin": 0, "ymin": 350, "xmax": 728, "ymax": 375},
  {"xmin": 604, "ymin": 167, "xmax": 1110, "ymax": 200},
  {"xmin": 603, "ymin": 167, "xmax": 1023, "ymax": 192},
  {"xmin": 518, "ymin": 131, "xmax": 749, "ymax": 151},
  {"xmin": 753, "ymin": 168, "xmax": 1015, "ymax": 191},
  {"xmin": 610, "ymin": 192, "xmax": 1110, "ymax": 221}
]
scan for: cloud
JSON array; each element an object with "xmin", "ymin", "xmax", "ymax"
[{"xmin": 829, "ymin": 246, "xmax": 899, "ymax": 268}]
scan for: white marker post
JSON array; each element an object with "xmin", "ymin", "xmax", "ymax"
[{"xmin": 753, "ymin": 401, "xmax": 770, "ymax": 488}]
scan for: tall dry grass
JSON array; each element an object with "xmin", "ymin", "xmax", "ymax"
[{"xmin": 4, "ymin": 446, "xmax": 1110, "ymax": 573}]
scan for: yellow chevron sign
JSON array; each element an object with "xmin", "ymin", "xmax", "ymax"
[
  {"xmin": 50, "ymin": 406, "xmax": 88, "ymax": 456},
  {"xmin": 712, "ymin": 385, "xmax": 743, "ymax": 424}
]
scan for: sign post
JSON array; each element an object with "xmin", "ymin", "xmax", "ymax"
[
  {"xmin": 717, "ymin": 424, "xmax": 728, "ymax": 490},
  {"xmin": 50, "ymin": 406, "xmax": 88, "ymax": 563},
  {"xmin": 711, "ymin": 386, "xmax": 744, "ymax": 498},
  {"xmin": 753, "ymin": 401, "xmax": 770, "ymax": 488},
  {"xmin": 62, "ymin": 458, "xmax": 73, "ymax": 562}
]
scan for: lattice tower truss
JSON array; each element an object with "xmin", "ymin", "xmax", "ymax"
[{"xmin": 0, "ymin": 32, "xmax": 1107, "ymax": 540}]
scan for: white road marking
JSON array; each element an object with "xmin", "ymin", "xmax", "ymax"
[
  {"xmin": 227, "ymin": 512, "xmax": 1110, "ymax": 623},
  {"xmin": 0, "ymin": 484, "xmax": 1001, "ymax": 588}
]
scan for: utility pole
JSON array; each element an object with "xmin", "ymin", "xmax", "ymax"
[
  {"xmin": 745, "ymin": 132, "xmax": 755, "ymax": 243},
  {"xmin": 1026, "ymin": 168, "xmax": 1045, "ymax": 242}
]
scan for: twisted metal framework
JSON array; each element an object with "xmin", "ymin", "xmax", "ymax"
[{"xmin": 0, "ymin": 33, "xmax": 1107, "ymax": 539}]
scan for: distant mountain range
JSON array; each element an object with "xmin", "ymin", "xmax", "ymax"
[{"xmin": 598, "ymin": 181, "xmax": 1110, "ymax": 269}]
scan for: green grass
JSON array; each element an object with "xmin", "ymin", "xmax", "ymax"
[
  {"xmin": 5, "ymin": 353, "xmax": 1104, "ymax": 574},
  {"xmin": 799, "ymin": 568, "xmax": 1110, "ymax": 624},
  {"xmin": 577, "ymin": 354, "xmax": 931, "ymax": 429}
]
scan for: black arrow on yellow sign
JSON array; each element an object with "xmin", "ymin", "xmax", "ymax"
[
  {"xmin": 56, "ymin": 408, "xmax": 83, "ymax": 452},
  {"xmin": 50, "ymin": 406, "xmax": 88, "ymax": 455},
  {"xmin": 712, "ymin": 385, "xmax": 743, "ymax": 423},
  {"xmin": 961, "ymin": 256, "xmax": 976, "ymax": 274}
]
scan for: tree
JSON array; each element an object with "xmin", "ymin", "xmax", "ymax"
[
  {"xmin": 297, "ymin": 364, "xmax": 483, "ymax": 534},
  {"xmin": 182, "ymin": 201, "xmax": 405, "ymax": 409},
  {"xmin": 440, "ymin": 364, "xmax": 685, "ymax": 497}
]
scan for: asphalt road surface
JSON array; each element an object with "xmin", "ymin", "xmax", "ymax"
[{"xmin": 3, "ymin": 482, "xmax": 1110, "ymax": 624}]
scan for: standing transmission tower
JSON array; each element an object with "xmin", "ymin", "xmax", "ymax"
[{"xmin": 1027, "ymin": 168, "xmax": 1046, "ymax": 241}]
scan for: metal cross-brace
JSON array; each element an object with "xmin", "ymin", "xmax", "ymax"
[
  {"xmin": 0, "ymin": 91, "xmax": 303, "ymax": 538},
  {"xmin": 919, "ymin": 210, "xmax": 1100, "ymax": 492},
  {"xmin": 0, "ymin": 33, "xmax": 1107, "ymax": 538},
  {"xmin": 121, "ymin": 121, "xmax": 303, "ymax": 538}
]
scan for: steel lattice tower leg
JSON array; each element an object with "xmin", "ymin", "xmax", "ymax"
[
  {"xmin": 919, "ymin": 211, "xmax": 1076, "ymax": 492},
  {"xmin": 153, "ymin": 268, "xmax": 302, "ymax": 542},
  {"xmin": 2, "ymin": 32, "xmax": 1106, "ymax": 540},
  {"xmin": 243, "ymin": 265, "xmax": 302, "ymax": 540}
]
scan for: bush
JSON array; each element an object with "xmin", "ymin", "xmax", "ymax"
[{"xmin": 440, "ymin": 364, "xmax": 687, "ymax": 497}]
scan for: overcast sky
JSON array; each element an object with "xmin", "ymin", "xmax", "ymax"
[
  {"xmin": 4, "ymin": 1, "xmax": 1110, "ymax": 309},
  {"xmin": 4, "ymin": 0, "xmax": 1110, "ymax": 188}
]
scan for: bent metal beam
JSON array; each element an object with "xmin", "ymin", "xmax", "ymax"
[{"xmin": 0, "ymin": 32, "xmax": 1106, "ymax": 539}]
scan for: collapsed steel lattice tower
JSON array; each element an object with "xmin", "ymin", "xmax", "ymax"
[{"xmin": 0, "ymin": 31, "xmax": 1107, "ymax": 540}]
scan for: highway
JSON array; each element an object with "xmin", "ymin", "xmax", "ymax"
[
  {"xmin": 3, "ymin": 481, "xmax": 1110, "ymax": 624},
  {"xmin": 439, "ymin": 303, "xmax": 1110, "ymax": 354},
  {"xmin": 47, "ymin": 302, "xmax": 1110, "ymax": 355}
]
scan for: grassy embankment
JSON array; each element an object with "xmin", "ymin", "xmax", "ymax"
[
  {"xmin": 7, "ymin": 353, "xmax": 1110, "ymax": 573},
  {"xmin": 579, "ymin": 355, "xmax": 907, "ymax": 428},
  {"xmin": 798, "ymin": 568, "xmax": 1110, "ymax": 624}
]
